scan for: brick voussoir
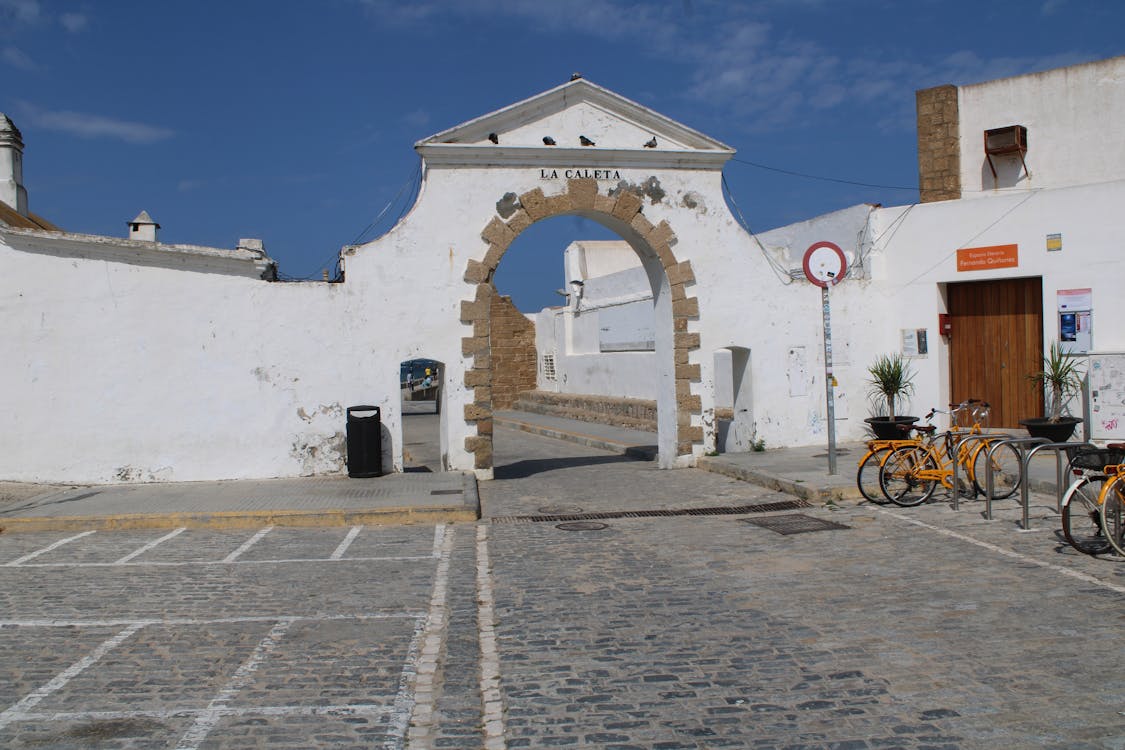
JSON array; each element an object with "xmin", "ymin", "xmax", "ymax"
[
  {"xmin": 667, "ymin": 260, "xmax": 695, "ymax": 286},
  {"xmin": 506, "ymin": 208, "xmax": 533, "ymax": 236},
  {"xmin": 464, "ymin": 404, "xmax": 491, "ymax": 422},
  {"xmin": 672, "ymin": 297, "xmax": 699, "ymax": 318},
  {"xmin": 481, "ymin": 216, "xmax": 515, "ymax": 251},
  {"xmin": 675, "ymin": 332, "xmax": 701, "ymax": 350},
  {"xmin": 464, "ymin": 258, "xmax": 491, "ymax": 284},
  {"xmin": 519, "ymin": 188, "xmax": 549, "ymax": 220},
  {"xmin": 567, "ymin": 178, "xmax": 598, "ymax": 209},
  {"xmin": 647, "ymin": 220, "xmax": 676, "ymax": 250},
  {"xmin": 612, "ymin": 191, "xmax": 643, "ymax": 221}
]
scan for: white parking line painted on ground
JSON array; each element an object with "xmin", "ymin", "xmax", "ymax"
[
  {"xmin": 0, "ymin": 612, "xmax": 426, "ymax": 629},
  {"xmin": 432, "ymin": 523, "xmax": 445, "ymax": 557},
  {"xmin": 398, "ymin": 524, "xmax": 455, "ymax": 750},
  {"xmin": 175, "ymin": 620, "xmax": 292, "ymax": 750},
  {"xmin": 0, "ymin": 622, "xmax": 147, "ymax": 730},
  {"xmin": 14, "ymin": 554, "xmax": 434, "ymax": 569},
  {"xmin": 222, "ymin": 526, "xmax": 274, "ymax": 563},
  {"xmin": 876, "ymin": 507, "xmax": 1125, "ymax": 595},
  {"xmin": 331, "ymin": 525, "xmax": 363, "ymax": 560},
  {"xmin": 476, "ymin": 525, "xmax": 506, "ymax": 750},
  {"xmin": 19, "ymin": 703, "xmax": 393, "ymax": 722},
  {"xmin": 113, "ymin": 527, "xmax": 187, "ymax": 565},
  {"xmin": 3, "ymin": 530, "xmax": 96, "ymax": 566}
]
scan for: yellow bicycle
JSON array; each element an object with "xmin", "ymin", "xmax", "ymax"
[
  {"xmin": 1097, "ymin": 463, "xmax": 1125, "ymax": 557},
  {"xmin": 878, "ymin": 404, "xmax": 1021, "ymax": 507},
  {"xmin": 1060, "ymin": 446, "xmax": 1125, "ymax": 555}
]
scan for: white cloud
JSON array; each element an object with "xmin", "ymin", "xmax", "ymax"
[
  {"xmin": 0, "ymin": 0, "xmax": 42, "ymax": 26},
  {"xmin": 2, "ymin": 45, "xmax": 39, "ymax": 70},
  {"xmin": 59, "ymin": 11, "xmax": 87, "ymax": 32},
  {"xmin": 402, "ymin": 109, "xmax": 430, "ymax": 129},
  {"xmin": 18, "ymin": 102, "xmax": 174, "ymax": 144},
  {"xmin": 352, "ymin": 0, "xmax": 1099, "ymax": 136},
  {"xmin": 178, "ymin": 178, "xmax": 206, "ymax": 192}
]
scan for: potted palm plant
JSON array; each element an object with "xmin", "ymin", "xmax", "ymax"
[
  {"xmin": 864, "ymin": 353, "xmax": 918, "ymax": 440},
  {"xmin": 1020, "ymin": 342, "xmax": 1084, "ymax": 442}
]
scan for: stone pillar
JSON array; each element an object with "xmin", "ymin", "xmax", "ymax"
[
  {"xmin": 916, "ymin": 84, "xmax": 961, "ymax": 203},
  {"xmin": 489, "ymin": 292, "xmax": 537, "ymax": 409}
]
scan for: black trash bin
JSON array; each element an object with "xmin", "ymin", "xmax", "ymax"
[{"xmin": 346, "ymin": 405, "xmax": 382, "ymax": 478}]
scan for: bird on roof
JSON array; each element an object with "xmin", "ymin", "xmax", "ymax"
[
  {"xmin": 543, "ymin": 136, "xmax": 556, "ymax": 146},
  {"xmin": 579, "ymin": 135, "xmax": 595, "ymax": 147},
  {"xmin": 487, "ymin": 132, "xmax": 499, "ymax": 144},
  {"xmin": 570, "ymin": 72, "xmax": 583, "ymax": 81},
  {"xmin": 644, "ymin": 136, "xmax": 657, "ymax": 148}
]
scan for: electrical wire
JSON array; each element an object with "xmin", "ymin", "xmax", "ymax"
[
  {"xmin": 730, "ymin": 155, "xmax": 1047, "ymax": 196},
  {"xmin": 894, "ymin": 189, "xmax": 1041, "ymax": 289},
  {"xmin": 730, "ymin": 157, "xmax": 920, "ymax": 192},
  {"xmin": 721, "ymin": 173, "xmax": 794, "ymax": 285},
  {"xmin": 277, "ymin": 163, "xmax": 423, "ymax": 282},
  {"xmin": 349, "ymin": 161, "xmax": 423, "ymax": 246}
]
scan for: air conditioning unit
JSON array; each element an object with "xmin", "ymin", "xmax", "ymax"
[
  {"xmin": 985, "ymin": 125, "xmax": 1028, "ymax": 156},
  {"xmin": 984, "ymin": 125, "xmax": 1028, "ymax": 181}
]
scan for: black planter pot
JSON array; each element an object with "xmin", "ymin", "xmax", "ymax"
[
  {"xmin": 1019, "ymin": 417, "xmax": 1081, "ymax": 443},
  {"xmin": 864, "ymin": 416, "xmax": 919, "ymax": 440}
]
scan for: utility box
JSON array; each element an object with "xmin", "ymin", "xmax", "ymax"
[{"xmin": 346, "ymin": 405, "xmax": 382, "ymax": 478}]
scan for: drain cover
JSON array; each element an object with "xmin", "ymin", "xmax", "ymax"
[
  {"xmin": 555, "ymin": 521, "xmax": 609, "ymax": 531},
  {"xmin": 539, "ymin": 505, "xmax": 584, "ymax": 514},
  {"xmin": 742, "ymin": 513, "xmax": 850, "ymax": 535}
]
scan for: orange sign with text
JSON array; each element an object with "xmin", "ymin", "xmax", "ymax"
[{"xmin": 956, "ymin": 244, "xmax": 1019, "ymax": 272}]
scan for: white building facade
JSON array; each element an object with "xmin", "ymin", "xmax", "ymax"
[{"xmin": 2, "ymin": 57, "xmax": 1123, "ymax": 485}]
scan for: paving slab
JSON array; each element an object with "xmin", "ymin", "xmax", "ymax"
[
  {"xmin": 0, "ymin": 473, "xmax": 479, "ymax": 532},
  {"xmin": 497, "ymin": 409, "xmax": 1078, "ymax": 505}
]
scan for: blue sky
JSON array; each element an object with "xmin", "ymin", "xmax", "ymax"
[{"xmin": 2, "ymin": 0, "xmax": 1121, "ymax": 310}]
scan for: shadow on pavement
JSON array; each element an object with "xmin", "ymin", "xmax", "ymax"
[{"xmin": 494, "ymin": 453, "xmax": 642, "ymax": 480}]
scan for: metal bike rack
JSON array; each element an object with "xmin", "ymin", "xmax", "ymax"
[
  {"xmin": 983, "ymin": 437, "xmax": 1048, "ymax": 522},
  {"xmin": 1023, "ymin": 441, "xmax": 1096, "ymax": 517},
  {"xmin": 950, "ymin": 432, "xmax": 1018, "ymax": 512}
]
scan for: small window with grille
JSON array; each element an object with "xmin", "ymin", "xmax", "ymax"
[{"xmin": 541, "ymin": 353, "xmax": 557, "ymax": 381}]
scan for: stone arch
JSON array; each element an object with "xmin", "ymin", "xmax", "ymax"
[{"xmin": 459, "ymin": 177, "xmax": 703, "ymax": 473}]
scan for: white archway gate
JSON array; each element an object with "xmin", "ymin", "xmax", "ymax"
[{"xmin": 459, "ymin": 179, "xmax": 702, "ymax": 474}]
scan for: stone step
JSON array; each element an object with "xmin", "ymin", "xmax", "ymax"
[{"xmin": 512, "ymin": 390, "xmax": 657, "ymax": 432}]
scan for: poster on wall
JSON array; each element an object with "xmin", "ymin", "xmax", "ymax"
[{"xmin": 1088, "ymin": 352, "xmax": 1125, "ymax": 441}]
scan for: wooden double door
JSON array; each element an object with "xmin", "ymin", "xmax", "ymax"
[{"xmin": 948, "ymin": 277, "xmax": 1043, "ymax": 428}]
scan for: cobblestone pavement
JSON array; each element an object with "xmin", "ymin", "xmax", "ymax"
[{"xmin": 3, "ymin": 425, "xmax": 1125, "ymax": 748}]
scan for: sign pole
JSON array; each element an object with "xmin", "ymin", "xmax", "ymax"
[
  {"xmin": 822, "ymin": 284, "xmax": 837, "ymax": 475},
  {"xmin": 802, "ymin": 241, "xmax": 847, "ymax": 477}
]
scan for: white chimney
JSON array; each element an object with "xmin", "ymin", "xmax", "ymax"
[
  {"xmin": 128, "ymin": 210, "xmax": 159, "ymax": 242},
  {"xmin": 236, "ymin": 238, "xmax": 265, "ymax": 257},
  {"xmin": 0, "ymin": 114, "xmax": 28, "ymax": 216}
]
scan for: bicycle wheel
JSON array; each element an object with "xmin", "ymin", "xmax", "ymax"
[
  {"xmin": 856, "ymin": 447, "xmax": 893, "ymax": 504},
  {"xmin": 1100, "ymin": 476, "xmax": 1125, "ymax": 557},
  {"xmin": 880, "ymin": 446, "xmax": 937, "ymax": 507},
  {"xmin": 972, "ymin": 441, "xmax": 1022, "ymax": 500},
  {"xmin": 1061, "ymin": 476, "xmax": 1111, "ymax": 555}
]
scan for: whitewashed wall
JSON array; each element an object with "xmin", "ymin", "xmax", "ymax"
[
  {"xmin": 0, "ymin": 234, "xmax": 400, "ymax": 483},
  {"xmin": 5, "ymin": 69, "xmax": 1125, "ymax": 485},
  {"xmin": 958, "ymin": 56, "xmax": 1125, "ymax": 196}
]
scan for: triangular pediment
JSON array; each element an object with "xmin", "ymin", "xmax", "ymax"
[{"xmin": 416, "ymin": 79, "xmax": 734, "ymax": 170}]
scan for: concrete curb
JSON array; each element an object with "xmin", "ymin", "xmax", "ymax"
[
  {"xmin": 0, "ymin": 472, "xmax": 482, "ymax": 533},
  {"xmin": 496, "ymin": 413, "xmax": 868, "ymax": 505},
  {"xmin": 494, "ymin": 415, "xmax": 657, "ymax": 460},
  {"xmin": 0, "ymin": 505, "xmax": 479, "ymax": 533},
  {"xmin": 695, "ymin": 457, "xmax": 864, "ymax": 504}
]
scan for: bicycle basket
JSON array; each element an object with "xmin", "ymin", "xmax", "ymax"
[{"xmin": 1070, "ymin": 448, "xmax": 1125, "ymax": 472}]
